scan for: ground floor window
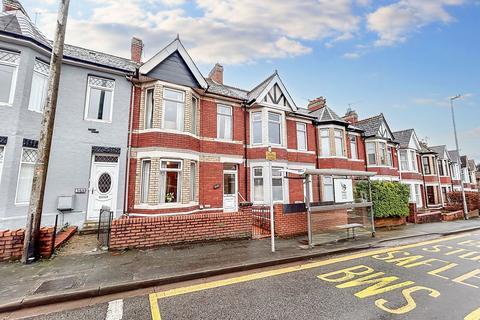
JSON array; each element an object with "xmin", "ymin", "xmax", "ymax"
[
  {"xmin": 0, "ymin": 146, "xmax": 4, "ymax": 184},
  {"xmin": 415, "ymin": 184, "xmax": 422, "ymax": 207},
  {"xmin": 140, "ymin": 159, "xmax": 151, "ymax": 203},
  {"xmin": 442, "ymin": 187, "xmax": 447, "ymax": 203},
  {"xmin": 160, "ymin": 160, "xmax": 182, "ymax": 203},
  {"xmin": 16, "ymin": 148, "xmax": 38, "ymax": 204},
  {"xmin": 190, "ymin": 161, "xmax": 196, "ymax": 201},
  {"xmin": 272, "ymin": 167, "xmax": 284, "ymax": 202},
  {"xmin": 323, "ymin": 176, "xmax": 334, "ymax": 202},
  {"xmin": 253, "ymin": 167, "xmax": 264, "ymax": 202}
]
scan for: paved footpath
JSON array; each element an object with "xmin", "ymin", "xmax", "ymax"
[{"xmin": 4, "ymin": 230, "xmax": 480, "ymax": 319}]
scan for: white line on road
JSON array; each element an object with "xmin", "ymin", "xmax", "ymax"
[{"xmin": 106, "ymin": 299, "xmax": 123, "ymax": 320}]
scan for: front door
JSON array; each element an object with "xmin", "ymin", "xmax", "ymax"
[
  {"xmin": 87, "ymin": 155, "xmax": 119, "ymax": 221},
  {"xmin": 426, "ymin": 186, "xmax": 435, "ymax": 205},
  {"xmin": 223, "ymin": 169, "xmax": 237, "ymax": 212}
]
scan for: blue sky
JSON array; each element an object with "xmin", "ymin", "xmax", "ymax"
[{"xmin": 22, "ymin": 0, "xmax": 480, "ymax": 161}]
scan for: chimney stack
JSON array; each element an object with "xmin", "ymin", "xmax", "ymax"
[
  {"xmin": 208, "ymin": 63, "xmax": 224, "ymax": 84},
  {"xmin": 307, "ymin": 97, "xmax": 326, "ymax": 112},
  {"xmin": 343, "ymin": 108, "xmax": 358, "ymax": 124},
  {"xmin": 131, "ymin": 37, "xmax": 143, "ymax": 64}
]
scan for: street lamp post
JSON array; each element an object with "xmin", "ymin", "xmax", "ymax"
[{"xmin": 450, "ymin": 94, "xmax": 468, "ymax": 220}]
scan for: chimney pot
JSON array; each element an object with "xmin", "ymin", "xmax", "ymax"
[
  {"xmin": 208, "ymin": 63, "xmax": 224, "ymax": 84},
  {"xmin": 131, "ymin": 37, "xmax": 143, "ymax": 64},
  {"xmin": 307, "ymin": 97, "xmax": 326, "ymax": 112},
  {"xmin": 343, "ymin": 109, "xmax": 358, "ymax": 124}
]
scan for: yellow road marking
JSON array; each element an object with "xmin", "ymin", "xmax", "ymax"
[
  {"xmin": 149, "ymin": 233, "xmax": 469, "ymax": 319},
  {"xmin": 465, "ymin": 307, "xmax": 480, "ymax": 320}
]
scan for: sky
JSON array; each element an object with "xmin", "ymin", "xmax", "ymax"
[{"xmin": 21, "ymin": 0, "xmax": 480, "ymax": 162}]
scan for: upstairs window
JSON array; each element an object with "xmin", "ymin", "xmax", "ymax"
[
  {"xmin": 349, "ymin": 135, "xmax": 358, "ymax": 159},
  {"xmin": 334, "ymin": 129, "xmax": 344, "ymax": 157},
  {"xmin": 400, "ymin": 150, "xmax": 408, "ymax": 171},
  {"xmin": 410, "ymin": 150, "xmax": 417, "ymax": 172},
  {"xmin": 191, "ymin": 96, "xmax": 198, "ymax": 135},
  {"xmin": 0, "ymin": 49, "xmax": 20, "ymax": 105},
  {"xmin": 268, "ymin": 112, "xmax": 282, "ymax": 145},
  {"xmin": 422, "ymin": 157, "xmax": 431, "ymax": 174},
  {"xmin": 140, "ymin": 159, "xmax": 151, "ymax": 203},
  {"xmin": 163, "ymin": 88, "xmax": 185, "ymax": 131},
  {"xmin": 15, "ymin": 148, "xmax": 37, "ymax": 204},
  {"xmin": 85, "ymin": 76, "xmax": 115, "ymax": 122},
  {"xmin": 438, "ymin": 160, "xmax": 444, "ymax": 176},
  {"xmin": 159, "ymin": 160, "xmax": 182, "ymax": 203},
  {"xmin": 28, "ymin": 59, "xmax": 49, "ymax": 113},
  {"xmin": 320, "ymin": 129, "xmax": 330, "ymax": 157},
  {"xmin": 217, "ymin": 104, "xmax": 232, "ymax": 140},
  {"xmin": 387, "ymin": 146, "xmax": 393, "ymax": 166},
  {"xmin": 144, "ymin": 88, "xmax": 154, "ymax": 129},
  {"xmin": 251, "ymin": 112, "xmax": 262, "ymax": 145},
  {"xmin": 379, "ymin": 143, "xmax": 387, "ymax": 165},
  {"xmin": 366, "ymin": 142, "xmax": 376, "ymax": 165},
  {"xmin": 296, "ymin": 122, "xmax": 307, "ymax": 151}
]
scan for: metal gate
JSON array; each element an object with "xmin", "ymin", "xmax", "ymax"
[
  {"xmin": 252, "ymin": 206, "xmax": 271, "ymax": 239},
  {"xmin": 97, "ymin": 206, "xmax": 113, "ymax": 250}
]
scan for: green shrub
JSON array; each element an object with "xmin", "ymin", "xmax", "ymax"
[{"xmin": 355, "ymin": 181, "xmax": 410, "ymax": 218}]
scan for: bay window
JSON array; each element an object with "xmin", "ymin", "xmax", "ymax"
[
  {"xmin": 323, "ymin": 176, "xmax": 334, "ymax": 202},
  {"xmin": 140, "ymin": 159, "xmax": 151, "ymax": 203},
  {"xmin": 251, "ymin": 112, "xmax": 262, "ymax": 145},
  {"xmin": 163, "ymin": 88, "xmax": 185, "ymax": 130},
  {"xmin": 366, "ymin": 142, "xmax": 376, "ymax": 165},
  {"xmin": 85, "ymin": 76, "xmax": 115, "ymax": 122},
  {"xmin": 415, "ymin": 184, "xmax": 422, "ymax": 206},
  {"xmin": 0, "ymin": 49, "xmax": 19, "ymax": 105},
  {"xmin": 379, "ymin": 143, "xmax": 387, "ymax": 165},
  {"xmin": 438, "ymin": 160, "xmax": 444, "ymax": 176},
  {"xmin": 144, "ymin": 88, "xmax": 154, "ymax": 129},
  {"xmin": 28, "ymin": 59, "xmax": 49, "ymax": 113},
  {"xmin": 253, "ymin": 167, "xmax": 264, "ymax": 202},
  {"xmin": 271, "ymin": 167, "xmax": 283, "ymax": 201},
  {"xmin": 268, "ymin": 112, "xmax": 281, "ymax": 145},
  {"xmin": 296, "ymin": 122, "xmax": 307, "ymax": 151},
  {"xmin": 410, "ymin": 150, "xmax": 417, "ymax": 172},
  {"xmin": 160, "ymin": 160, "xmax": 182, "ymax": 203},
  {"xmin": 217, "ymin": 104, "xmax": 232, "ymax": 140},
  {"xmin": 387, "ymin": 146, "xmax": 393, "ymax": 166},
  {"xmin": 191, "ymin": 96, "xmax": 198, "ymax": 135},
  {"xmin": 320, "ymin": 129, "xmax": 330, "ymax": 157},
  {"xmin": 334, "ymin": 129, "xmax": 344, "ymax": 157},
  {"xmin": 349, "ymin": 135, "xmax": 358, "ymax": 159},
  {"xmin": 190, "ymin": 162, "xmax": 196, "ymax": 201},
  {"xmin": 15, "ymin": 148, "xmax": 37, "ymax": 204},
  {"xmin": 400, "ymin": 150, "xmax": 408, "ymax": 171}
]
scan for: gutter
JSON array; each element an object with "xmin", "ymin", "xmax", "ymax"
[{"xmin": 124, "ymin": 74, "xmax": 138, "ymax": 215}]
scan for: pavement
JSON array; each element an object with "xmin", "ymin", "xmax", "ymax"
[
  {"xmin": 5, "ymin": 229, "xmax": 480, "ymax": 320},
  {"xmin": 1, "ymin": 219, "xmax": 480, "ymax": 316}
]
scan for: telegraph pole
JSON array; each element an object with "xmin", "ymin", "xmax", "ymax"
[{"xmin": 22, "ymin": 0, "xmax": 70, "ymax": 263}]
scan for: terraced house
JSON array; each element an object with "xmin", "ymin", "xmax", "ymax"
[{"xmin": 0, "ymin": 2, "xmax": 136, "ymax": 229}]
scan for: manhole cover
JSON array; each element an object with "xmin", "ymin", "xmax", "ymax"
[{"xmin": 34, "ymin": 276, "xmax": 82, "ymax": 294}]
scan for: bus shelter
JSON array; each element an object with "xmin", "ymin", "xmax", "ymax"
[{"xmin": 300, "ymin": 168, "xmax": 377, "ymax": 248}]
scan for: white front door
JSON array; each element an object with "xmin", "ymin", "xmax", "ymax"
[
  {"xmin": 223, "ymin": 169, "xmax": 237, "ymax": 212},
  {"xmin": 87, "ymin": 155, "xmax": 119, "ymax": 221}
]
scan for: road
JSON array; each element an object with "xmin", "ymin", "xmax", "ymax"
[{"xmin": 4, "ymin": 231, "xmax": 480, "ymax": 320}]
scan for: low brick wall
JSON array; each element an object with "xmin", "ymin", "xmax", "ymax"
[
  {"xmin": 375, "ymin": 216, "xmax": 406, "ymax": 228},
  {"xmin": 442, "ymin": 210, "xmax": 464, "ymax": 222},
  {"xmin": 0, "ymin": 227, "xmax": 56, "ymax": 261},
  {"xmin": 274, "ymin": 204, "xmax": 307, "ymax": 237},
  {"xmin": 109, "ymin": 211, "xmax": 252, "ymax": 250}
]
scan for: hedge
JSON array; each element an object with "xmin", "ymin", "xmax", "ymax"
[{"xmin": 356, "ymin": 181, "xmax": 410, "ymax": 218}]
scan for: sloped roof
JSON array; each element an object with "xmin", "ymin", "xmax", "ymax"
[
  {"xmin": 247, "ymin": 72, "xmax": 276, "ymax": 101},
  {"xmin": 419, "ymin": 142, "xmax": 436, "ymax": 154},
  {"xmin": 309, "ymin": 105, "xmax": 347, "ymax": 125},
  {"xmin": 448, "ymin": 150, "xmax": 460, "ymax": 163},
  {"xmin": 206, "ymin": 78, "xmax": 248, "ymax": 100},
  {"xmin": 393, "ymin": 129, "xmax": 414, "ymax": 148},
  {"xmin": 430, "ymin": 145, "xmax": 449, "ymax": 160},
  {"xmin": 356, "ymin": 114, "xmax": 394, "ymax": 140},
  {"xmin": 2, "ymin": 0, "xmax": 28, "ymax": 17},
  {"xmin": 0, "ymin": 10, "xmax": 137, "ymax": 72}
]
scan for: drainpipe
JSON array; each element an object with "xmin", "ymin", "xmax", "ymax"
[
  {"xmin": 436, "ymin": 156, "xmax": 445, "ymax": 206},
  {"xmin": 421, "ymin": 156, "xmax": 429, "ymax": 209},
  {"xmin": 242, "ymin": 100, "xmax": 249, "ymax": 202},
  {"xmin": 313, "ymin": 121, "xmax": 321, "ymax": 201},
  {"xmin": 124, "ymin": 75, "xmax": 137, "ymax": 216}
]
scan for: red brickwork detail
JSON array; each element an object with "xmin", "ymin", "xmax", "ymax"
[
  {"xmin": 367, "ymin": 166, "xmax": 400, "ymax": 177},
  {"xmin": 274, "ymin": 204, "xmax": 307, "ymax": 237},
  {"xmin": 109, "ymin": 211, "xmax": 252, "ymax": 249},
  {"xmin": 0, "ymin": 227, "xmax": 56, "ymax": 261},
  {"xmin": 132, "ymin": 132, "xmax": 200, "ymax": 150},
  {"xmin": 423, "ymin": 175, "xmax": 439, "ymax": 183},
  {"xmin": 401, "ymin": 172, "xmax": 423, "ymax": 181},
  {"xmin": 440, "ymin": 176, "xmax": 452, "ymax": 184},
  {"xmin": 318, "ymin": 158, "xmax": 365, "ymax": 171}
]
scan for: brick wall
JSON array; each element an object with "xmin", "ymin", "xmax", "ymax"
[
  {"xmin": 109, "ymin": 211, "xmax": 252, "ymax": 250},
  {"xmin": 0, "ymin": 227, "xmax": 55, "ymax": 261}
]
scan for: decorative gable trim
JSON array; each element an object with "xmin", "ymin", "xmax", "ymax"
[
  {"xmin": 92, "ymin": 146, "xmax": 121, "ymax": 155},
  {"xmin": 22, "ymin": 138, "xmax": 38, "ymax": 148},
  {"xmin": 253, "ymin": 73, "xmax": 297, "ymax": 111},
  {"xmin": 0, "ymin": 136, "xmax": 7, "ymax": 145},
  {"xmin": 408, "ymin": 130, "xmax": 421, "ymax": 151},
  {"xmin": 139, "ymin": 39, "xmax": 207, "ymax": 89}
]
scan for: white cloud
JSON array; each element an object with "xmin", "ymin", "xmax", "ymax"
[
  {"xmin": 343, "ymin": 52, "xmax": 361, "ymax": 59},
  {"xmin": 36, "ymin": 0, "xmax": 360, "ymax": 64},
  {"xmin": 367, "ymin": 0, "xmax": 464, "ymax": 46}
]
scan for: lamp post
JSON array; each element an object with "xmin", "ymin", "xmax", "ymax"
[{"xmin": 450, "ymin": 94, "xmax": 468, "ymax": 220}]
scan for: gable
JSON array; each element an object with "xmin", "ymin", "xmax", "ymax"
[
  {"xmin": 146, "ymin": 51, "xmax": 201, "ymax": 88},
  {"xmin": 377, "ymin": 121, "xmax": 393, "ymax": 140},
  {"xmin": 262, "ymin": 84, "xmax": 292, "ymax": 109},
  {"xmin": 408, "ymin": 131, "xmax": 421, "ymax": 150}
]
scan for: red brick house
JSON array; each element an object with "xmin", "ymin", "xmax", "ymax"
[
  {"xmin": 419, "ymin": 143, "xmax": 443, "ymax": 208},
  {"xmin": 430, "ymin": 145, "xmax": 453, "ymax": 205}
]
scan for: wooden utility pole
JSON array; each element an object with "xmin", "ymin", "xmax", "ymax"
[{"xmin": 22, "ymin": 0, "xmax": 70, "ymax": 264}]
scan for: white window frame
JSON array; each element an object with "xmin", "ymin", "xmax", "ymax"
[
  {"xmin": 217, "ymin": 104, "xmax": 233, "ymax": 140},
  {"xmin": 400, "ymin": 150, "xmax": 409, "ymax": 171},
  {"xmin": 144, "ymin": 88, "xmax": 154, "ymax": 129},
  {"xmin": 191, "ymin": 96, "xmax": 198, "ymax": 135},
  {"xmin": 320, "ymin": 129, "xmax": 330, "ymax": 157},
  {"xmin": 387, "ymin": 146, "xmax": 393, "ymax": 167},
  {"xmin": 334, "ymin": 129, "xmax": 344, "ymax": 157},
  {"xmin": 159, "ymin": 159, "xmax": 182, "ymax": 204},
  {"xmin": 140, "ymin": 159, "xmax": 151, "ymax": 203},
  {"xmin": 84, "ymin": 76, "xmax": 115, "ymax": 123},
  {"xmin": 323, "ymin": 176, "xmax": 334, "ymax": 202},
  {"xmin": 251, "ymin": 111, "xmax": 263, "ymax": 145},
  {"xmin": 366, "ymin": 142, "xmax": 376, "ymax": 165},
  {"xmin": 28, "ymin": 59, "xmax": 49, "ymax": 113},
  {"xmin": 349, "ymin": 135, "xmax": 358, "ymax": 159},
  {"xmin": 162, "ymin": 87, "xmax": 185, "ymax": 131},
  {"xmin": 0, "ymin": 145, "xmax": 5, "ymax": 185},
  {"xmin": 410, "ymin": 150, "xmax": 417, "ymax": 172},
  {"xmin": 379, "ymin": 143, "xmax": 387, "ymax": 166},
  {"xmin": 0, "ymin": 50, "xmax": 20, "ymax": 106},
  {"xmin": 296, "ymin": 122, "xmax": 307, "ymax": 151},
  {"xmin": 267, "ymin": 111, "xmax": 282, "ymax": 146},
  {"xmin": 271, "ymin": 166, "xmax": 284, "ymax": 202},
  {"xmin": 15, "ymin": 147, "xmax": 37, "ymax": 205},
  {"xmin": 190, "ymin": 161, "xmax": 196, "ymax": 202},
  {"xmin": 252, "ymin": 166, "xmax": 264, "ymax": 203}
]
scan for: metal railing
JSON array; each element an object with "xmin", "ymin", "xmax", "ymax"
[
  {"xmin": 251, "ymin": 206, "xmax": 271, "ymax": 239},
  {"xmin": 97, "ymin": 206, "xmax": 113, "ymax": 250}
]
